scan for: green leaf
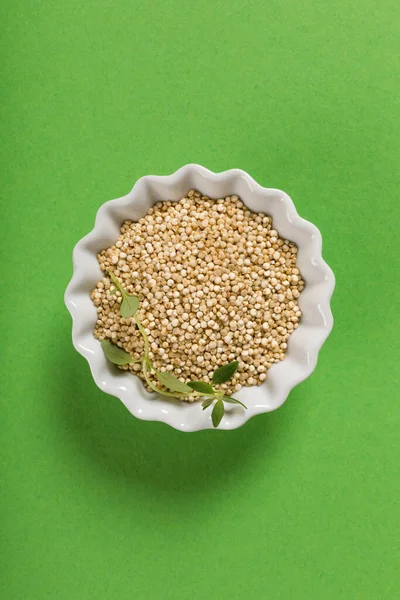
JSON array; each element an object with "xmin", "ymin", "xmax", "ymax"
[
  {"xmin": 211, "ymin": 399, "xmax": 225, "ymax": 427},
  {"xmin": 202, "ymin": 398, "xmax": 214, "ymax": 410},
  {"xmin": 120, "ymin": 294, "xmax": 140, "ymax": 318},
  {"xmin": 109, "ymin": 287, "xmax": 118, "ymax": 295},
  {"xmin": 155, "ymin": 371, "xmax": 192, "ymax": 394},
  {"xmin": 187, "ymin": 381, "xmax": 215, "ymax": 394},
  {"xmin": 223, "ymin": 396, "xmax": 247, "ymax": 409},
  {"xmin": 101, "ymin": 339, "xmax": 134, "ymax": 365},
  {"xmin": 212, "ymin": 361, "xmax": 239, "ymax": 385}
]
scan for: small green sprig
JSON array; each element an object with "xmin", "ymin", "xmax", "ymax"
[
  {"xmin": 108, "ymin": 271, "xmax": 140, "ymax": 318},
  {"xmin": 188, "ymin": 362, "xmax": 247, "ymax": 427},
  {"xmin": 100, "ymin": 271, "xmax": 247, "ymax": 428}
]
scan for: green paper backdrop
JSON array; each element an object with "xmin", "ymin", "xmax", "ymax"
[{"xmin": 2, "ymin": 1, "xmax": 399, "ymax": 598}]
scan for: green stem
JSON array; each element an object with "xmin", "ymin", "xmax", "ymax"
[
  {"xmin": 107, "ymin": 270, "xmax": 124, "ymax": 293},
  {"xmin": 134, "ymin": 315, "xmax": 150, "ymax": 357}
]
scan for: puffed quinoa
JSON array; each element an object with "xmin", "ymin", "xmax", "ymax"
[{"xmin": 91, "ymin": 191, "xmax": 304, "ymax": 398}]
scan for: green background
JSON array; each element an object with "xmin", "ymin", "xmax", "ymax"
[{"xmin": 2, "ymin": 1, "xmax": 399, "ymax": 598}]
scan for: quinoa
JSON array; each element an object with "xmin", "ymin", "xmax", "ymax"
[{"xmin": 91, "ymin": 191, "xmax": 304, "ymax": 398}]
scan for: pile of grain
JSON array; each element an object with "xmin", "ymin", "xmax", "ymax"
[{"xmin": 91, "ymin": 191, "xmax": 304, "ymax": 397}]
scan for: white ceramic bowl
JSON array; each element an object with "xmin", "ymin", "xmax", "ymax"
[{"xmin": 65, "ymin": 164, "xmax": 335, "ymax": 431}]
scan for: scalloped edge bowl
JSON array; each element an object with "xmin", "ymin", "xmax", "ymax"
[{"xmin": 64, "ymin": 164, "xmax": 335, "ymax": 431}]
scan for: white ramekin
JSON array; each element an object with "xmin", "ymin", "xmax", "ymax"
[{"xmin": 64, "ymin": 164, "xmax": 335, "ymax": 431}]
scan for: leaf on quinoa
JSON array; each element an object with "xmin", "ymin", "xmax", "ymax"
[
  {"xmin": 120, "ymin": 294, "xmax": 140, "ymax": 318},
  {"xmin": 155, "ymin": 371, "xmax": 192, "ymax": 394},
  {"xmin": 187, "ymin": 381, "xmax": 215, "ymax": 394},
  {"xmin": 101, "ymin": 339, "xmax": 134, "ymax": 365},
  {"xmin": 212, "ymin": 361, "xmax": 239, "ymax": 385}
]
